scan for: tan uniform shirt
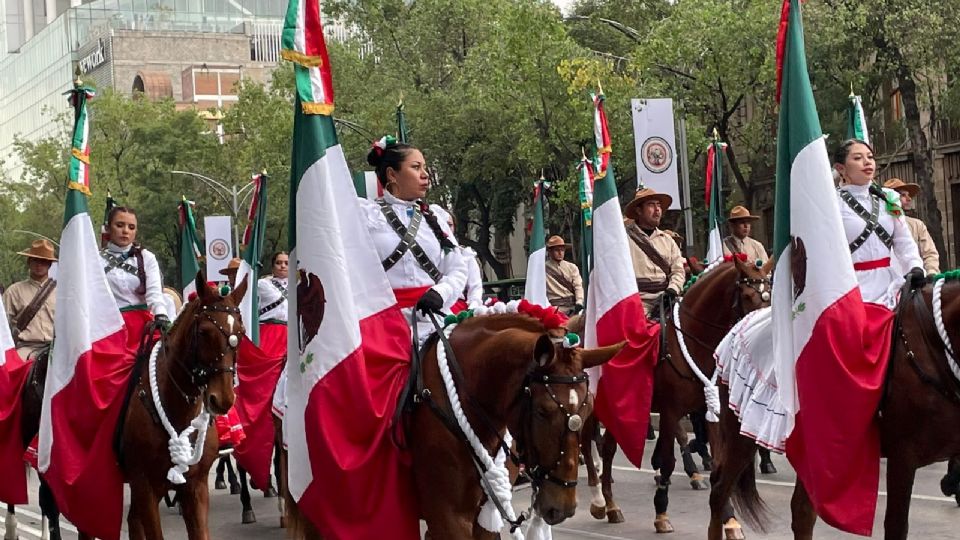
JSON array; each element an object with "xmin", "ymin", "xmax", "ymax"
[
  {"xmin": 626, "ymin": 226, "xmax": 685, "ymax": 315},
  {"xmin": 906, "ymin": 216, "xmax": 940, "ymax": 275},
  {"xmin": 545, "ymin": 258, "xmax": 584, "ymax": 310},
  {"xmin": 3, "ymin": 277, "xmax": 56, "ymax": 359},
  {"xmin": 721, "ymin": 235, "xmax": 769, "ymax": 265}
]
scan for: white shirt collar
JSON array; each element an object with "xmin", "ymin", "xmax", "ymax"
[
  {"xmin": 106, "ymin": 241, "xmax": 132, "ymax": 254},
  {"xmin": 382, "ymin": 191, "xmax": 420, "ymax": 208}
]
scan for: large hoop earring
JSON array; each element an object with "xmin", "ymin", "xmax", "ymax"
[{"xmin": 385, "ymin": 181, "xmax": 399, "ymax": 195}]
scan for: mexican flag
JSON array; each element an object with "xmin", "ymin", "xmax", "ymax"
[
  {"xmin": 39, "ymin": 84, "xmax": 129, "ymax": 540},
  {"xmin": 584, "ymin": 88, "xmax": 660, "ymax": 469},
  {"xmin": 523, "ymin": 178, "xmax": 548, "ymax": 306},
  {"xmin": 178, "ymin": 196, "xmax": 203, "ymax": 302},
  {"xmin": 591, "ymin": 90, "xmax": 611, "ymax": 180},
  {"xmin": 845, "ymin": 92, "xmax": 870, "ymax": 144},
  {"xmin": 281, "ymin": 0, "xmax": 419, "ymax": 536},
  {"xmin": 773, "ymin": 0, "xmax": 882, "ymax": 534},
  {"xmin": 237, "ymin": 173, "xmax": 267, "ymax": 343},
  {"xmin": 396, "ymin": 97, "xmax": 410, "ymax": 143},
  {"xmin": 578, "ymin": 154, "xmax": 595, "ymax": 291},
  {"xmin": 704, "ymin": 138, "xmax": 727, "ymax": 265},
  {"xmin": 352, "ymin": 170, "xmax": 382, "ymax": 200},
  {"xmin": 0, "ymin": 299, "xmax": 30, "ymax": 505}
]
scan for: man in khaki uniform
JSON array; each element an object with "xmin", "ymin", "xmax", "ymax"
[
  {"xmin": 884, "ymin": 178, "xmax": 940, "ymax": 275},
  {"xmin": 3, "ymin": 239, "xmax": 57, "ymax": 360},
  {"xmin": 721, "ymin": 206, "xmax": 769, "ymax": 265},
  {"xmin": 544, "ymin": 235, "xmax": 584, "ymax": 314},
  {"xmin": 623, "ymin": 188, "xmax": 685, "ymax": 317}
]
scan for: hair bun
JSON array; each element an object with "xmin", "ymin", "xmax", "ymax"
[
  {"xmin": 366, "ymin": 146, "xmax": 383, "ymax": 167},
  {"xmin": 367, "ymin": 135, "xmax": 398, "ymax": 167}
]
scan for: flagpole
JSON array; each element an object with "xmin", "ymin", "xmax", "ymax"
[{"xmin": 676, "ymin": 100, "xmax": 694, "ymax": 251}]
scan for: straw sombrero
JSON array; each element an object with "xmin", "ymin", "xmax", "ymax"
[{"xmin": 16, "ymin": 239, "xmax": 57, "ymax": 262}]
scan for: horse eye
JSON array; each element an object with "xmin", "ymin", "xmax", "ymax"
[{"xmin": 536, "ymin": 406, "xmax": 551, "ymax": 418}]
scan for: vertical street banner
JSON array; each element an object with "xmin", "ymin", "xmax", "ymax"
[
  {"xmin": 204, "ymin": 215, "xmax": 233, "ymax": 278},
  {"xmin": 631, "ymin": 98, "xmax": 680, "ymax": 209}
]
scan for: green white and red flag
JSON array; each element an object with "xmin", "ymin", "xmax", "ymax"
[
  {"xmin": 773, "ymin": 0, "xmax": 884, "ymax": 534},
  {"xmin": 0, "ymin": 299, "xmax": 30, "ymax": 505},
  {"xmin": 396, "ymin": 97, "xmax": 410, "ymax": 143},
  {"xmin": 578, "ymin": 154, "xmax": 595, "ymax": 290},
  {"xmin": 704, "ymin": 137, "xmax": 727, "ymax": 265},
  {"xmin": 845, "ymin": 92, "xmax": 870, "ymax": 145},
  {"xmin": 584, "ymin": 88, "xmax": 660, "ymax": 469},
  {"xmin": 282, "ymin": 0, "xmax": 418, "ymax": 536},
  {"xmin": 39, "ymin": 82, "xmax": 129, "ymax": 540},
  {"xmin": 178, "ymin": 196, "xmax": 203, "ymax": 302},
  {"xmin": 238, "ymin": 173, "xmax": 267, "ymax": 343},
  {"xmin": 591, "ymin": 90, "xmax": 611, "ymax": 180},
  {"xmin": 523, "ymin": 177, "xmax": 548, "ymax": 306}
]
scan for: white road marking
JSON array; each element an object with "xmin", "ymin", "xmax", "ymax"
[
  {"xmin": 13, "ymin": 508, "xmax": 78, "ymax": 533},
  {"xmin": 551, "ymin": 526, "xmax": 635, "ymax": 539},
  {"xmin": 611, "ymin": 465, "xmax": 956, "ymax": 503}
]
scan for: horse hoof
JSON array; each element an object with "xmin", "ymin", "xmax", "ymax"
[
  {"xmin": 940, "ymin": 475, "xmax": 959, "ymax": 496},
  {"xmin": 606, "ymin": 508, "xmax": 625, "ymax": 524},
  {"xmin": 590, "ymin": 504, "xmax": 606, "ymax": 520},
  {"xmin": 653, "ymin": 471, "xmax": 662, "ymax": 485},
  {"xmin": 264, "ymin": 487, "xmax": 278, "ymax": 498},
  {"xmin": 242, "ymin": 510, "xmax": 257, "ymax": 524},
  {"xmin": 724, "ymin": 518, "xmax": 746, "ymax": 540},
  {"xmin": 654, "ymin": 514, "xmax": 674, "ymax": 533},
  {"xmin": 230, "ymin": 484, "xmax": 241, "ymax": 495},
  {"xmin": 759, "ymin": 461, "xmax": 777, "ymax": 475},
  {"xmin": 690, "ymin": 474, "xmax": 709, "ymax": 490},
  {"xmin": 280, "ymin": 516, "xmax": 287, "ymax": 529},
  {"xmin": 956, "ymin": 493, "xmax": 960, "ymax": 507},
  {"xmin": 215, "ymin": 479, "xmax": 227, "ymax": 490},
  {"xmin": 701, "ymin": 456, "xmax": 713, "ymax": 471}
]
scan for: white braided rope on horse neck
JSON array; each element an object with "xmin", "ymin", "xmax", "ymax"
[
  {"xmin": 148, "ymin": 341, "xmax": 211, "ymax": 484},
  {"xmin": 932, "ymin": 278, "xmax": 960, "ymax": 383},
  {"xmin": 671, "ymin": 300, "xmax": 721, "ymax": 422},
  {"xmin": 435, "ymin": 300, "xmax": 552, "ymax": 540}
]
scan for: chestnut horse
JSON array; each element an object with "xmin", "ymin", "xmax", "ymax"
[
  {"xmin": 282, "ymin": 312, "xmax": 622, "ymax": 539},
  {"xmin": 708, "ymin": 278, "xmax": 960, "ymax": 540},
  {"xmin": 581, "ymin": 256, "xmax": 773, "ymax": 536}
]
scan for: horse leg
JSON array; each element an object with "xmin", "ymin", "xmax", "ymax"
[
  {"xmin": 276, "ymin": 441, "xmax": 287, "ymax": 528},
  {"xmin": 940, "ymin": 455, "xmax": 960, "ymax": 505},
  {"xmin": 215, "ymin": 457, "xmax": 228, "ymax": 490},
  {"xmin": 179, "ymin": 478, "xmax": 211, "ymax": 540},
  {"xmin": 580, "ymin": 417, "xmax": 605, "ymax": 519},
  {"xmin": 689, "ymin": 410, "xmax": 713, "ymax": 471},
  {"xmin": 757, "ymin": 447, "xmax": 777, "ymax": 474},
  {"xmin": 4, "ymin": 504, "xmax": 15, "ymax": 540},
  {"xmin": 38, "ymin": 479, "xmax": 62, "ymax": 540},
  {"xmin": 653, "ymin": 417, "xmax": 676, "ymax": 534},
  {"xmin": 708, "ymin": 435, "xmax": 755, "ymax": 540},
  {"xmin": 225, "ymin": 455, "xmax": 240, "ymax": 494},
  {"xmin": 883, "ymin": 458, "xmax": 917, "ymax": 540},
  {"xmin": 790, "ymin": 478, "xmax": 816, "ymax": 540},
  {"xmin": 599, "ymin": 429, "xmax": 623, "ymax": 523},
  {"xmin": 263, "ymin": 452, "xmax": 278, "ymax": 498},
  {"xmin": 677, "ymin": 418, "xmax": 707, "ymax": 489},
  {"xmin": 127, "ymin": 478, "xmax": 161, "ymax": 540},
  {"xmin": 237, "ymin": 465, "xmax": 256, "ymax": 524}
]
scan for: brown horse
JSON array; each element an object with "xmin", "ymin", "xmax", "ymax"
[
  {"xmin": 581, "ymin": 256, "xmax": 773, "ymax": 536},
  {"xmin": 708, "ymin": 278, "xmax": 960, "ymax": 540},
  {"xmin": 282, "ymin": 311, "xmax": 622, "ymax": 539}
]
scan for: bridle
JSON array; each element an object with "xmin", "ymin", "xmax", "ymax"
[
  {"xmin": 519, "ymin": 369, "xmax": 590, "ymax": 491},
  {"xmin": 165, "ymin": 302, "xmax": 244, "ymax": 404}
]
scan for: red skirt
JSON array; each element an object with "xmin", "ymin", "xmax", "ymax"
[{"xmin": 121, "ymin": 308, "xmax": 155, "ymax": 360}]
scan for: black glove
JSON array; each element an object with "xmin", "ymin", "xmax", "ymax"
[
  {"xmin": 572, "ymin": 303, "xmax": 584, "ymax": 315},
  {"xmin": 415, "ymin": 289, "xmax": 444, "ymax": 316},
  {"xmin": 906, "ymin": 267, "xmax": 926, "ymax": 289},
  {"xmin": 662, "ymin": 288, "xmax": 678, "ymax": 302},
  {"xmin": 155, "ymin": 313, "xmax": 172, "ymax": 331}
]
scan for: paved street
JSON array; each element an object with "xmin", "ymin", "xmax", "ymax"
[{"xmin": 9, "ymin": 444, "xmax": 960, "ymax": 539}]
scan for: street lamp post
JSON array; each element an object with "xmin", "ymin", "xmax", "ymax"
[{"xmin": 169, "ymin": 170, "xmax": 257, "ymax": 256}]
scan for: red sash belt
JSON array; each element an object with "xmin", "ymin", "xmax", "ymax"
[
  {"xmin": 450, "ymin": 299, "xmax": 469, "ymax": 314},
  {"xmin": 393, "ymin": 286, "xmax": 431, "ymax": 309},
  {"xmin": 853, "ymin": 257, "xmax": 891, "ymax": 272}
]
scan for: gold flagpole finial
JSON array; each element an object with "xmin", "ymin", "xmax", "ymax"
[
  {"xmin": 849, "ymin": 82, "xmax": 855, "ymax": 98},
  {"xmin": 581, "ymin": 146, "xmax": 587, "ymax": 160},
  {"xmin": 597, "ymin": 79, "xmax": 604, "ymax": 96},
  {"xmin": 73, "ymin": 65, "xmax": 83, "ymax": 87},
  {"xmin": 712, "ymin": 127, "xmax": 720, "ymax": 141},
  {"xmin": 261, "ymin": 168, "xmax": 268, "ymax": 176},
  {"xmin": 540, "ymin": 168, "xmax": 546, "ymax": 181}
]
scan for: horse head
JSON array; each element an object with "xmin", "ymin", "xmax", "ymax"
[
  {"xmin": 169, "ymin": 271, "xmax": 248, "ymax": 415},
  {"xmin": 520, "ymin": 334, "xmax": 623, "ymax": 525},
  {"xmin": 732, "ymin": 255, "xmax": 773, "ymax": 316}
]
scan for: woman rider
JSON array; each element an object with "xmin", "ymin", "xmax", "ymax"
[
  {"xmin": 360, "ymin": 137, "xmax": 467, "ymax": 342},
  {"xmin": 101, "ymin": 206, "xmax": 170, "ymax": 354}
]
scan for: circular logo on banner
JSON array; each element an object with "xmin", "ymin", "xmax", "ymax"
[
  {"xmin": 209, "ymin": 239, "xmax": 230, "ymax": 260},
  {"xmin": 641, "ymin": 137, "xmax": 673, "ymax": 174}
]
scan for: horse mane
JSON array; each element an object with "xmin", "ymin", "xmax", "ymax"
[
  {"xmin": 685, "ymin": 261, "xmax": 738, "ymax": 297},
  {"xmin": 453, "ymin": 312, "xmax": 550, "ymax": 334}
]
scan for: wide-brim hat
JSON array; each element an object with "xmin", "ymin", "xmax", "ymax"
[
  {"xmin": 883, "ymin": 178, "xmax": 920, "ymax": 197},
  {"xmin": 546, "ymin": 235, "xmax": 571, "ymax": 249},
  {"xmin": 17, "ymin": 239, "xmax": 57, "ymax": 262},
  {"xmin": 219, "ymin": 257, "xmax": 242, "ymax": 276},
  {"xmin": 728, "ymin": 205, "xmax": 760, "ymax": 222},
  {"xmin": 624, "ymin": 188, "xmax": 673, "ymax": 219}
]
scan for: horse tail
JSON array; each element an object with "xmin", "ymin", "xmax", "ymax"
[
  {"xmin": 285, "ymin": 496, "xmax": 323, "ymax": 540},
  {"xmin": 730, "ymin": 454, "xmax": 769, "ymax": 533}
]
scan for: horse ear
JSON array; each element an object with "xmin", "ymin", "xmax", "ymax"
[
  {"xmin": 533, "ymin": 334, "xmax": 554, "ymax": 368},
  {"xmin": 195, "ymin": 270, "xmax": 211, "ymax": 301},
  {"xmin": 760, "ymin": 256, "xmax": 775, "ymax": 277},
  {"xmin": 578, "ymin": 341, "xmax": 625, "ymax": 369},
  {"xmin": 732, "ymin": 254, "xmax": 750, "ymax": 274},
  {"xmin": 230, "ymin": 274, "xmax": 249, "ymax": 304}
]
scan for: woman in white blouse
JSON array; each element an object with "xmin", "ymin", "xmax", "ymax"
[
  {"xmin": 100, "ymin": 206, "xmax": 170, "ymax": 353},
  {"xmin": 359, "ymin": 137, "xmax": 467, "ymax": 341}
]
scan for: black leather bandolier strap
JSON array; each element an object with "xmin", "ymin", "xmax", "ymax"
[
  {"xmin": 259, "ymin": 279, "xmax": 287, "ymax": 316},
  {"xmin": 378, "ymin": 200, "xmax": 443, "ymax": 283},
  {"xmin": 625, "ymin": 223, "xmax": 671, "ymax": 293},
  {"xmin": 101, "ymin": 250, "xmax": 139, "ymax": 277},
  {"xmin": 840, "ymin": 189, "xmax": 893, "ymax": 253}
]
